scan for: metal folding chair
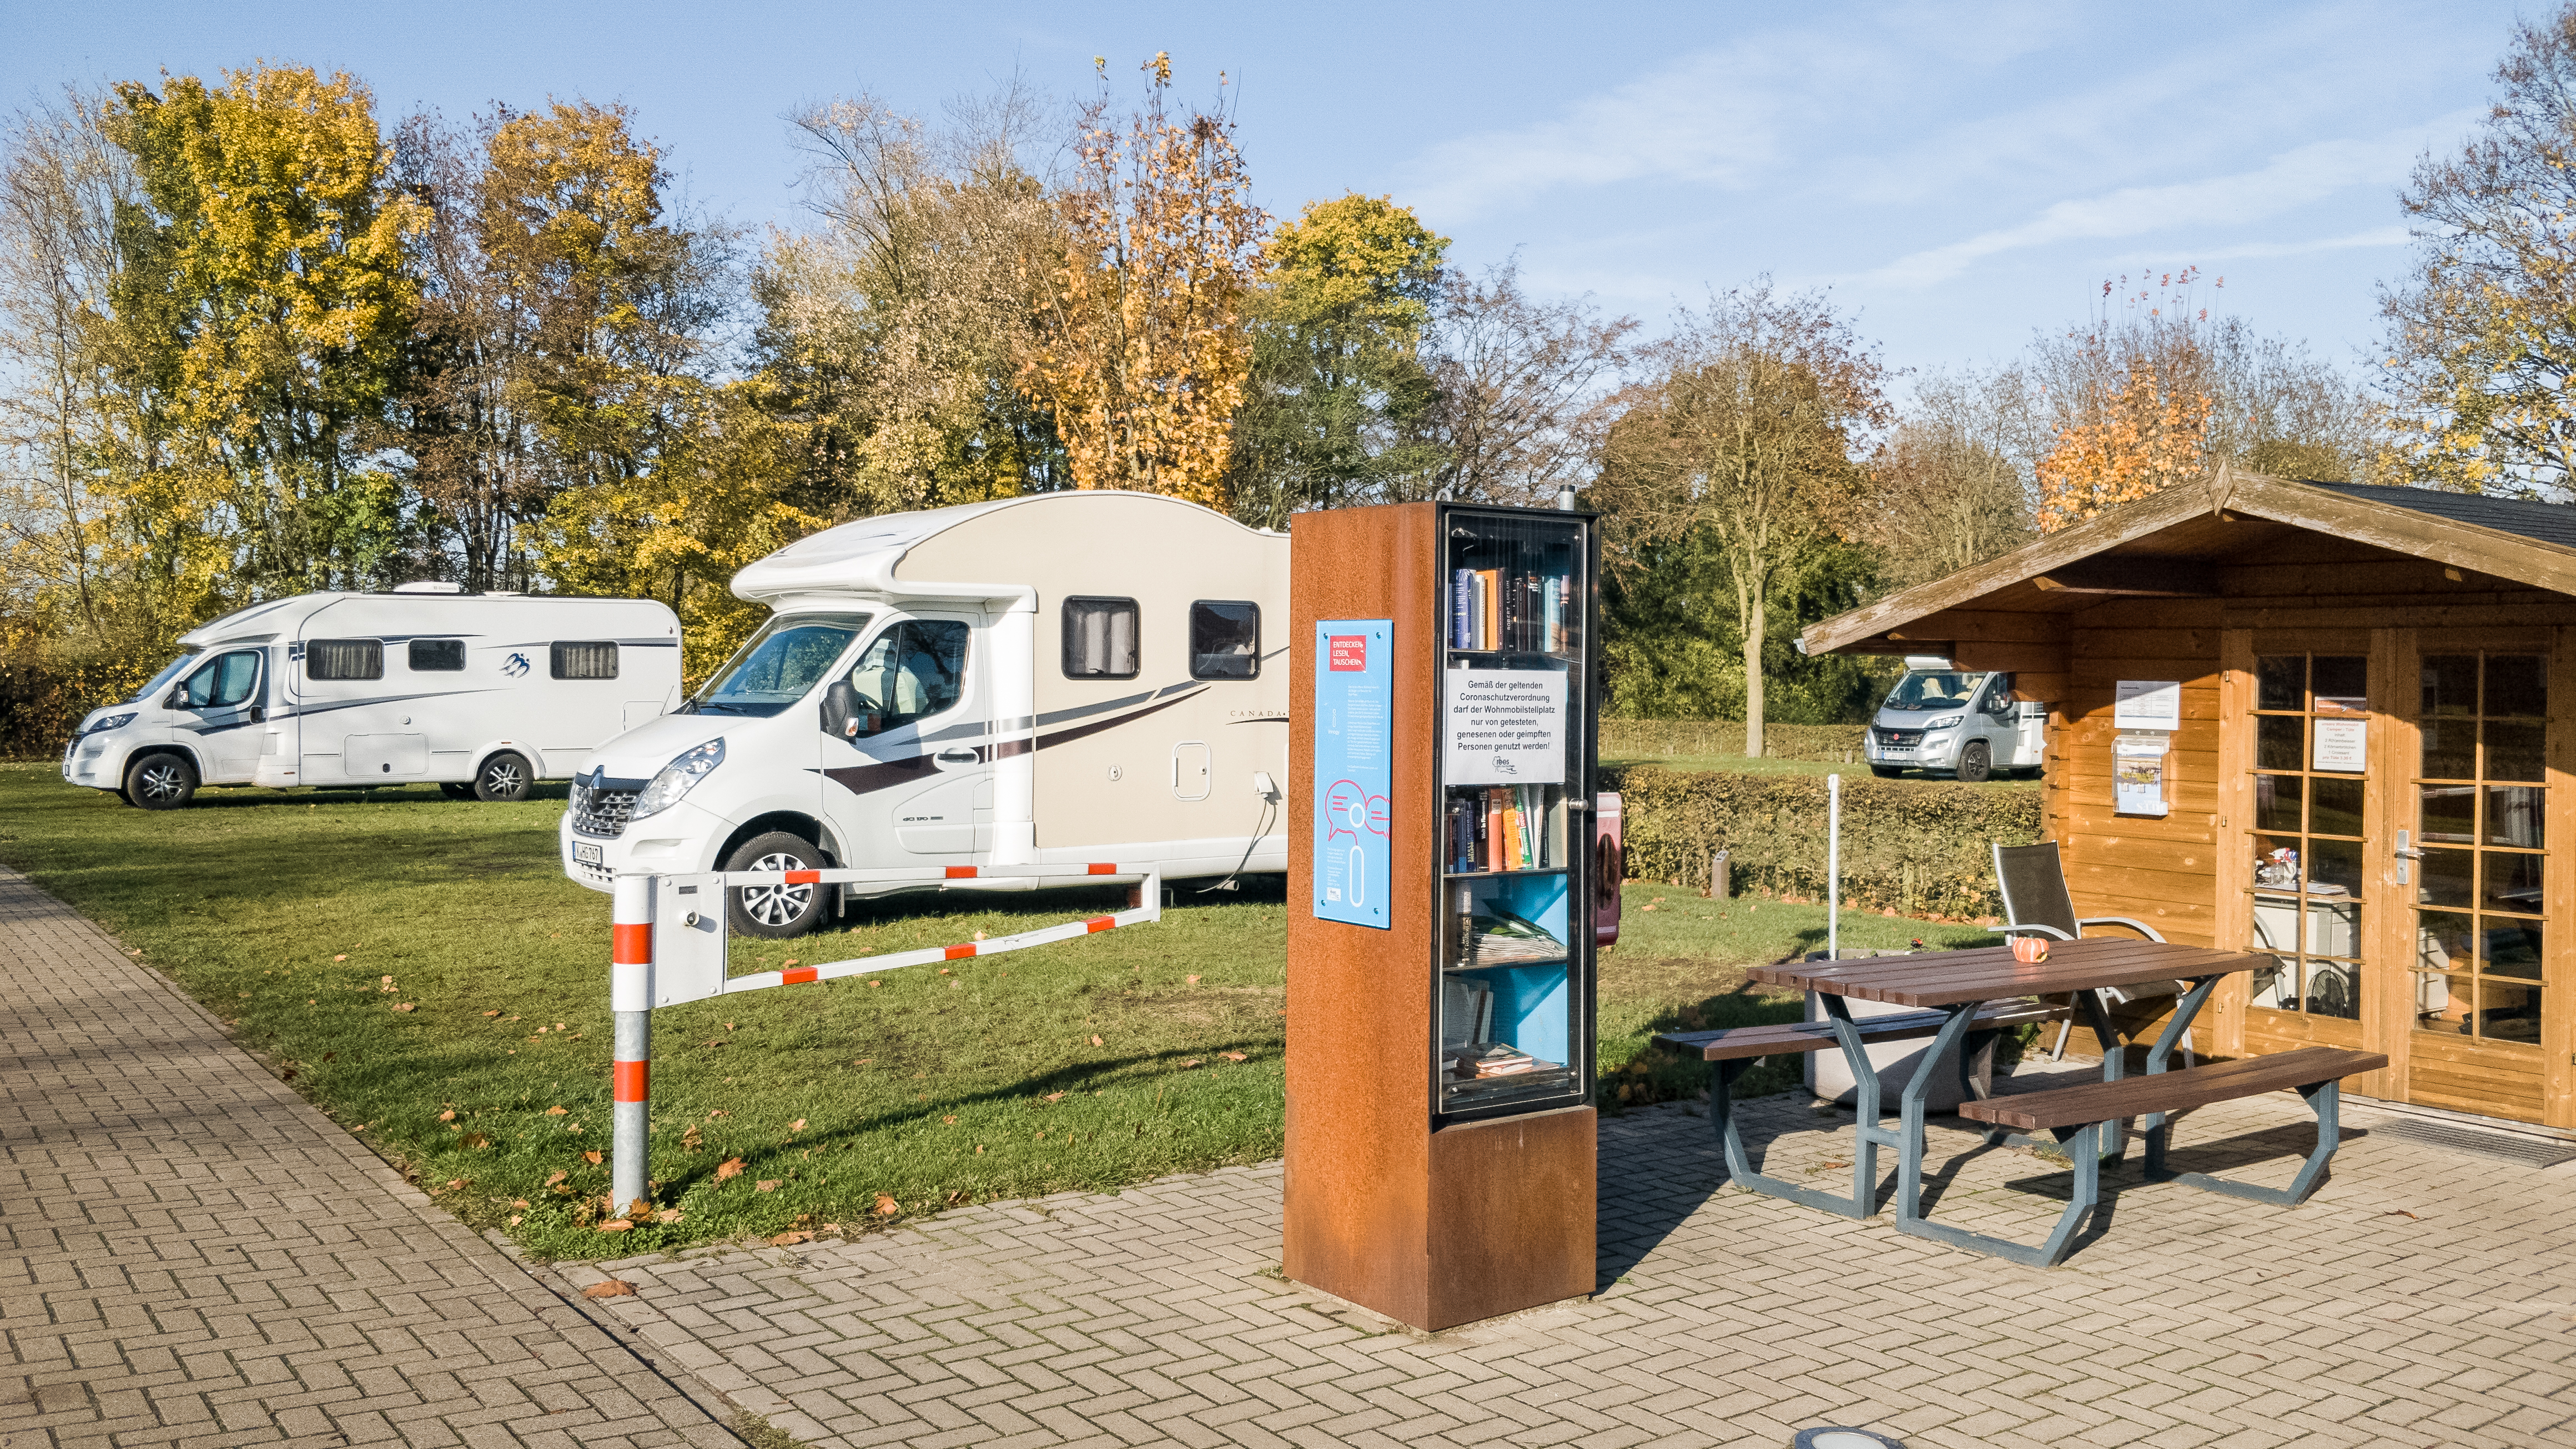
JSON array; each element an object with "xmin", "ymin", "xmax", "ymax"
[{"xmin": 1993, "ymin": 841, "xmax": 2193, "ymax": 1065}]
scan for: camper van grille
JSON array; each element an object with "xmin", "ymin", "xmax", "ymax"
[
  {"xmin": 570, "ymin": 784, "xmax": 639, "ymax": 838},
  {"xmin": 1871, "ymin": 727, "xmax": 1924, "ymax": 747}
]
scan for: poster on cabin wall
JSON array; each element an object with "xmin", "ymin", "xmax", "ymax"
[{"xmin": 2114, "ymin": 733, "xmax": 2171, "ymax": 817}]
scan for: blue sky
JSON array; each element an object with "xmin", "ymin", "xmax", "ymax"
[{"xmin": 5, "ymin": 1, "xmax": 2524, "ymax": 384}]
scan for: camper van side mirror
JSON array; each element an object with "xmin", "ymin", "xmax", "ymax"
[
  {"xmin": 822, "ymin": 680, "xmax": 858, "ymax": 738},
  {"xmin": 162, "ymin": 688, "xmax": 182, "ymax": 710}
]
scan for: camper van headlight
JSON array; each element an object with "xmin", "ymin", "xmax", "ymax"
[
  {"xmin": 631, "ymin": 739, "xmax": 726, "ymax": 822},
  {"xmin": 1924, "ymin": 713, "xmax": 1964, "ymax": 732},
  {"xmin": 88, "ymin": 713, "xmax": 137, "ymax": 734}
]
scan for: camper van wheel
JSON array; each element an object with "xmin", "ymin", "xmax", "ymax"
[
  {"xmin": 126, "ymin": 753, "xmax": 197, "ymax": 811},
  {"xmin": 1955, "ymin": 739, "xmax": 1993, "ymax": 783},
  {"xmin": 474, "ymin": 752, "xmax": 532, "ymax": 803},
  {"xmin": 725, "ymin": 831, "xmax": 830, "ymax": 938}
]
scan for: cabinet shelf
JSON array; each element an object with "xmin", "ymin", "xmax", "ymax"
[
  {"xmin": 1445, "ymin": 956, "xmax": 1569, "ymax": 974},
  {"xmin": 1442, "ymin": 867, "xmax": 1569, "ymax": 881},
  {"xmin": 1445, "ymin": 648, "xmax": 1577, "ymax": 663}
]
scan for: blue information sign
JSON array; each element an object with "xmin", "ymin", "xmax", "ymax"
[{"xmin": 1313, "ymin": 619, "xmax": 1392, "ymax": 928}]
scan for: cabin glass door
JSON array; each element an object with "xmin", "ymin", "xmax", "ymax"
[
  {"xmin": 2406, "ymin": 653, "xmax": 2548, "ymax": 1113},
  {"xmin": 2245, "ymin": 652, "xmax": 2368, "ymax": 1028}
]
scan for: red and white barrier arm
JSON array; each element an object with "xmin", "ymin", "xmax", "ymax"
[{"xmin": 713, "ymin": 878, "xmax": 1159, "ymax": 994}]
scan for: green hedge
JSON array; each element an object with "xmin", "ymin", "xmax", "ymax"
[
  {"xmin": 1605, "ymin": 764, "xmax": 2043, "ymax": 920},
  {"xmin": 1600, "ymin": 718, "xmax": 1869, "ymax": 762},
  {"xmin": 1, "ymin": 653, "xmax": 164, "ymax": 762}
]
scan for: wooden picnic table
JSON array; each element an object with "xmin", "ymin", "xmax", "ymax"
[{"xmin": 1728, "ymin": 937, "xmax": 2292, "ymax": 1265}]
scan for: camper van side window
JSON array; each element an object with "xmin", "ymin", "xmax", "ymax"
[
  {"xmin": 1189, "ymin": 601, "xmax": 1260, "ymax": 681},
  {"xmin": 1063, "ymin": 597, "xmax": 1139, "ymax": 680},
  {"xmin": 307, "ymin": 639, "xmax": 383, "ymax": 681},
  {"xmin": 551, "ymin": 641, "xmax": 619, "ymax": 680},
  {"xmin": 409, "ymin": 639, "xmax": 466, "ymax": 672}
]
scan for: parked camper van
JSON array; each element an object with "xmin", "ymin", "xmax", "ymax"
[
  {"xmin": 560, "ymin": 492, "xmax": 1289, "ymax": 937},
  {"xmin": 1861, "ymin": 655, "xmax": 2046, "ymax": 782},
  {"xmin": 62, "ymin": 587, "xmax": 682, "ymax": 809}
]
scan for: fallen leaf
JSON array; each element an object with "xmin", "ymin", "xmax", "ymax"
[
  {"xmin": 822, "ymin": 1221, "xmax": 841, "ymax": 1230},
  {"xmin": 511, "ymin": 1199, "xmax": 530, "ymax": 1209},
  {"xmin": 781, "ymin": 959, "xmax": 798, "ymax": 968},
  {"xmin": 874, "ymin": 1193, "xmax": 899, "ymax": 1216},
  {"xmin": 868, "ymin": 979, "xmax": 881, "ymax": 988},
  {"xmin": 334, "ymin": 954, "xmax": 346, "ymax": 962},
  {"xmin": 1044, "ymin": 1091, "xmax": 1065, "ymax": 1103},
  {"xmin": 975, "ymin": 1144, "xmax": 984, "ymax": 1154},
  {"xmin": 771, "ymin": 1231, "xmax": 812, "ymax": 1246},
  {"xmin": 788, "ymin": 1118, "xmax": 807, "ymax": 1133},
  {"xmin": 756, "ymin": 1179, "xmax": 782, "ymax": 1192},
  {"xmin": 723, "ymin": 1022, "xmax": 734, "ymax": 1031},
  {"xmin": 1220, "ymin": 1051, "xmax": 1247, "ymax": 1063},
  {"xmin": 507, "ymin": 1215, "xmax": 523, "ymax": 1226},
  {"xmin": 482, "ymin": 1009, "xmax": 500, "ymax": 1017},
  {"xmin": 715, "ymin": 1158, "xmax": 744, "ymax": 1180},
  {"xmin": 1180, "ymin": 1059, "xmax": 1202, "ymax": 1069},
  {"xmin": 392, "ymin": 1003, "xmax": 416, "ymax": 1013},
  {"xmin": 545, "ymin": 1106, "xmax": 568, "ymax": 1115},
  {"xmin": 582, "ymin": 1150, "xmax": 602, "ymax": 1164},
  {"xmin": 1186, "ymin": 974, "xmax": 1201, "ymax": 984},
  {"xmin": 544, "ymin": 1171, "xmax": 568, "ymax": 1187},
  {"xmin": 596, "ymin": 1220, "xmax": 634, "ymax": 1233},
  {"xmin": 437, "ymin": 1109, "xmax": 456, "ymax": 1122},
  {"xmin": 852, "ymin": 1058, "xmax": 872, "ymax": 1065},
  {"xmin": 2384, "ymin": 1210, "xmax": 2421, "ymax": 1220},
  {"xmin": 1090, "ymin": 1035, "xmax": 1104, "ymax": 1046},
  {"xmin": 582, "ymin": 1279, "xmax": 637, "ymax": 1299},
  {"xmin": 970, "ymin": 930, "xmax": 987, "ymax": 942},
  {"xmin": 445, "ymin": 1179, "xmax": 465, "ymax": 1190},
  {"xmin": 938, "ymin": 968, "xmax": 950, "ymax": 975},
  {"xmin": 701, "ymin": 1039, "xmax": 726, "ymax": 1049},
  {"xmin": 707, "ymin": 1109, "xmax": 731, "ymax": 1119},
  {"xmin": 681, "ymin": 1125, "xmax": 703, "ymax": 1152},
  {"xmin": 653, "ymin": 1209, "xmax": 683, "ymax": 1224},
  {"xmin": 462, "ymin": 1133, "xmax": 489, "ymax": 1149}
]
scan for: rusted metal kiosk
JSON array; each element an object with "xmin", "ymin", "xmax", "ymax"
[
  {"xmin": 1284, "ymin": 502, "xmax": 1602, "ymax": 1331},
  {"xmin": 1803, "ymin": 469, "xmax": 2576, "ymax": 1133}
]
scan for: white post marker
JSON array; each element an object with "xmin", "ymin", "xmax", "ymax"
[
  {"xmin": 1827, "ymin": 773, "xmax": 1842, "ymax": 962},
  {"xmin": 606, "ymin": 863, "xmax": 1161, "ymax": 1224}
]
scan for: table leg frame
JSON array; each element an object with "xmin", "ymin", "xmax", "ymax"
[{"xmin": 2145, "ymin": 1078, "xmax": 2342, "ymax": 1206}]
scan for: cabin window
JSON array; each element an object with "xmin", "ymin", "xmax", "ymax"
[
  {"xmin": 551, "ymin": 641, "xmax": 619, "ymax": 680},
  {"xmin": 175, "ymin": 650, "xmax": 262, "ymax": 708},
  {"xmin": 2247, "ymin": 653, "xmax": 2367, "ymax": 1022},
  {"xmin": 306, "ymin": 639, "xmax": 383, "ymax": 681},
  {"xmin": 847, "ymin": 621, "xmax": 968, "ymax": 733},
  {"xmin": 1063, "ymin": 597, "xmax": 1139, "ymax": 680},
  {"xmin": 1190, "ymin": 601, "xmax": 1260, "ymax": 680},
  {"xmin": 409, "ymin": 639, "xmax": 465, "ymax": 672}
]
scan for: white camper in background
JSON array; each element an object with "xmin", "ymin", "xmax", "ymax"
[
  {"xmin": 559, "ymin": 491, "xmax": 1289, "ymax": 937},
  {"xmin": 62, "ymin": 587, "xmax": 682, "ymax": 809}
]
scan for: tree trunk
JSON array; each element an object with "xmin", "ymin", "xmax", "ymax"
[{"xmin": 1742, "ymin": 590, "xmax": 1767, "ymax": 761}]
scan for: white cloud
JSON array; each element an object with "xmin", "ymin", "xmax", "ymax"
[
  {"xmin": 2183, "ymin": 226, "xmax": 2414, "ymax": 261},
  {"xmin": 1859, "ymin": 120, "xmax": 2465, "ymax": 289}
]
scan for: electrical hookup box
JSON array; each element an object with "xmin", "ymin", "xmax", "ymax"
[{"xmin": 1283, "ymin": 501, "xmax": 1602, "ymax": 1332}]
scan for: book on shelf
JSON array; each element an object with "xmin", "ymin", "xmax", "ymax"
[
  {"xmin": 1449, "ymin": 787, "xmax": 1550, "ymax": 872},
  {"xmin": 1446, "ymin": 1044, "xmax": 1562, "ymax": 1081},
  {"xmin": 1441, "ymin": 977, "xmax": 1498, "ymax": 1051}
]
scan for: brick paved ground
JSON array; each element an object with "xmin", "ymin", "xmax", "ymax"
[
  {"xmin": 560, "ymin": 1070, "xmax": 2576, "ymax": 1449},
  {"xmin": 0, "ymin": 866, "xmax": 737, "ymax": 1449}
]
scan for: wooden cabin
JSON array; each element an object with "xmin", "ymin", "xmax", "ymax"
[{"xmin": 1803, "ymin": 470, "xmax": 2576, "ymax": 1131}]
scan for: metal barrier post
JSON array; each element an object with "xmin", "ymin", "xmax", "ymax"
[{"xmin": 610, "ymin": 873, "xmax": 653, "ymax": 1218}]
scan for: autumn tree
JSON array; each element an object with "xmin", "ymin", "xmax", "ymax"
[
  {"xmin": 1865, "ymin": 365, "xmax": 2035, "ymax": 590},
  {"xmin": 1589, "ymin": 283, "xmax": 1887, "ymax": 759},
  {"xmin": 1423, "ymin": 259, "xmax": 1634, "ymax": 507},
  {"xmin": 2380, "ymin": 2, "xmax": 2576, "ymax": 496},
  {"xmin": 1018, "ymin": 53, "xmax": 1265, "ymax": 505},
  {"xmin": 1226, "ymin": 193, "xmax": 1446, "ymax": 526},
  {"xmin": 103, "ymin": 63, "xmax": 423, "ymax": 595},
  {"xmin": 757, "ymin": 81, "xmax": 1066, "ymax": 516}
]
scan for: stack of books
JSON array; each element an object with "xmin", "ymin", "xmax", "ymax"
[
  {"xmin": 1448, "ymin": 1044, "xmax": 1554, "ymax": 1081},
  {"xmin": 1454, "ymin": 907, "xmax": 1565, "ymax": 968},
  {"xmin": 1451, "ymin": 567, "xmax": 1572, "ymax": 653},
  {"xmin": 1447, "ymin": 785, "xmax": 1551, "ymax": 872}
]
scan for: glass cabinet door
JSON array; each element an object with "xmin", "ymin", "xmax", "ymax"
[{"xmin": 1435, "ymin": 508, "xmax": 1592, "ymax": 1118}]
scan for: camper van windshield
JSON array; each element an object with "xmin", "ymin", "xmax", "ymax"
[
  {"xmin": 1881, "ymin": 670, "xmax": 1988, "ymax": 712},
  {"xmin": 131, "ymin": 651, "xmax": 200, "ymax": 704},
  {"xmin": 691, "ymin": 612, "xmax": 873, "ymax": 716}
]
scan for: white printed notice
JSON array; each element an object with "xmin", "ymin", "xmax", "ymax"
[
  {"xmin": 2312, "ymin": 718, "xmax": 2368, "ymax": 772},
  {"xmin": 1443, "ymin": 670, "xmax": 1567, "ymax": 786},
  {"xmin": 2114, "ymin": 680, "xmax": 2182, "ymax": 729}
]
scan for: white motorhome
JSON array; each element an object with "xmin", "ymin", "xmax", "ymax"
[
  {"xmin": 62, "ymin": 587, "xmax": 682, "ymax": 809},
  {"xmin": 559, "ymin": 492, "xmax": 1289, "ymax": 937}
]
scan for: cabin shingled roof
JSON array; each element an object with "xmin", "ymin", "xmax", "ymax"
[{"xmin": 2299, "ymin": 482, "xmax": 2576, "ymax": 550}]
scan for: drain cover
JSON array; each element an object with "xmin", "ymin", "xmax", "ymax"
[{"xmin": 2368, "ymin": 1116, "xmax": 2576, "ymax": 1169}]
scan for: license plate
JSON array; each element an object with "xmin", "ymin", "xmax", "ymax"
[{"xmin": 574, "ymin": 841, "xmax": 603, "ymax": 865}]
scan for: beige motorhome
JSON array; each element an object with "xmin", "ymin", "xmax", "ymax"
[{"xmin": 560, "ymin": 491, "xmax": 1289, "ymax": 935}]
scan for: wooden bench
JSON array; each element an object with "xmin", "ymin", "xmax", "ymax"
[
  {"xmin": 1940, "ymin": 1045, "xmax": 2388, "ymax": 1266},
  {"xmin": 1650, "ymin": 999, "xmax": 2070, "ymax": 1219}
]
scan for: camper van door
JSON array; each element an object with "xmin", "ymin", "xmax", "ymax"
[
  {"xmin": 173, "ymin": 647, "xmax": 266, "ymax": 782},
  {"xmin": 819, "ymin": 610, "xmax": 990, "ymax": 867}
]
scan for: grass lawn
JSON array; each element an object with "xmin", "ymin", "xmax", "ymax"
[
  {"xmin": 0, "ymin": 762, "xmax": 1996, "ymax": 1257},
  {"xmin": 1602, "ymin": 750, "xmax": 2044, "ymax": 786}
]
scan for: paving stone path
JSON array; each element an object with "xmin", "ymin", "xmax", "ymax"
[
  {"xmin": 561, "ymin": 1071, "xmax": 2576, "ymax": 1449},
  {"xmin": 0, "ymin": 866, "xmax": 737, "ymax": 1449}
]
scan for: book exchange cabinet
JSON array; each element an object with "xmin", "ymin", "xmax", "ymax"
[{"xmin": 1285, "ymin": 501, "xmax": 1603, "ymax": 1332}]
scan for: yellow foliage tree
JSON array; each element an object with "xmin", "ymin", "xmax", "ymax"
[
  {"xmin": 2033, "ymin": 359, "xmax": 2214, "ymax": 531},
  {"xmin": 1018, "ymin": 54, "xmax": 1265, "ymax": 506}
]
